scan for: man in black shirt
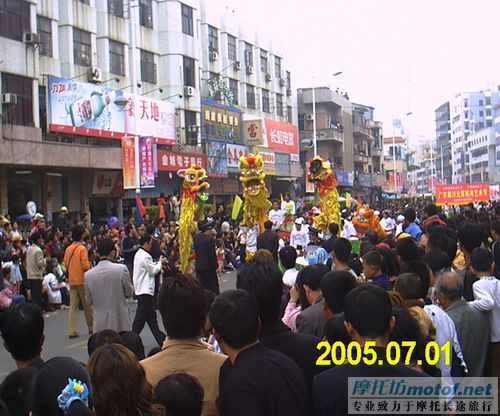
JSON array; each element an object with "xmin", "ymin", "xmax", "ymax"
[
  {"xmin": 122, "ymin": 225, "xmax": 139, "ymax": 275},
  {"xmin": 457, "ymin": 221, "xmax": 484, "ymax": 300},
  {"xmin": 321, "ymin": 222, "xmax": 339, "ymax": 254},
  {"xmin": 313, "ymin": 285, "xmax": 427, "ymax": 416},
  {"xmin": 193, "ymin": 220, "xmax": 219, "ymax": 294},
  {"xmin": 256, "ymin": 220, "xmax": 279, "ymax": 260},
  {"xmin": 210, "ymin": 289, "xmax": 311, "ymax": 416},
  {"xmin": 237, "ymin": 256, "xmax": 322, "ymax": 388}
]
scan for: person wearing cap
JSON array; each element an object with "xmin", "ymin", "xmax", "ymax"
[
  {"xmin": 55, "ymin": 207, "xmax": 70, "ymax": 234},
  {"xmin": 290, "ymin": 217, "xmax": 309, "ymax": 251},
  {"xmin": 395, "ymin": 214, "xmax": 405, "ymax": 235},
  {"xmin": 193, "ymin": 220, "xmax": 219, "ymax": 294}
]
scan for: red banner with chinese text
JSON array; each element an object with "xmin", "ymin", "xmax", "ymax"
[
  {"xmin": 122, "ymin": 137, "xmax": 138, "ymax": 189},
  {"xmin": 436, "ymin": 183, "xmax": 490, "ymax": 206},
  {"xmin": 157, "ymin": 150, "xmax": 207, "ymax": 172}
]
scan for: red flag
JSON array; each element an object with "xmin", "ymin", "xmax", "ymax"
[{"xmin": 135, "ymin": 194, "xmax": 147, "ymax": 224}]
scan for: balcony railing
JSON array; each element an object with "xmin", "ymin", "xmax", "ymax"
[
  {"xmin": 315, "ymin": 128, "xmax": 343, "ymax": 142},
  {"xmin": 354, "ymin": 154, "xmax": 370, "ymax": 164},
  {"xmin": 353, "ymin": 124, "xmax": 372, "ymax": 138}
]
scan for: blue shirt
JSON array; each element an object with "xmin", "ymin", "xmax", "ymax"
[
  {"xmin": 405, "ymin": 222, "xmax": 422, "ymax": 242},
  {"xmin": 371, "ymin": 274, "xmax": 388, "ymax": 290}
]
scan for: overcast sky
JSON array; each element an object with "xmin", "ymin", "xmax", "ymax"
[{"xmin": 228, "ymin": 0, "xmax": 500, "ymax": 147}]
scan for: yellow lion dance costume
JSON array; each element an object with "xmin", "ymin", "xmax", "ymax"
[
  {"xmin": 307, "ymin": 156, "xmax": 340, "ymax": 232},
  {"xmin": 239, "ymin": 154, "xmax": 271, "ymax": 233},
  {"xmin": 177, "ymin": 165, "xmax": 210, "ymax": 274},
  {"xmin": 352, "ymin": 204, "xmax": 385, "ymax": 238}
]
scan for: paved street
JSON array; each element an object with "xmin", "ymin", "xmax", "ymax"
[{"xmin": 0, "ymin": 271, "xmax": 237, "ymax": 380}]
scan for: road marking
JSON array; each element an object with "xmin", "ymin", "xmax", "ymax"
[{"xmin": 66, "ymin": 340, "xmax": 87, "ymax": 349}]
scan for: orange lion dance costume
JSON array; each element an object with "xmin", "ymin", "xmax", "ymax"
[
  {"xmin": 177, "ymin": 165, "xmax": 210, "ymax": 274},
  {"xmin": 307, "ymin": 156, "xmax": 340, "ymax": 231},
  {"xmin": 352, "ymin": 204, "xmax": 385, "ymax": 238}
]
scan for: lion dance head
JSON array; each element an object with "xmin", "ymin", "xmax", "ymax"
[
  {"xmin": 307, "ymin": 156, "xmax": 340, "ymax": 231},
  {"xmin": 238, "ymin": 153, "xmax": 271, "ymax": 230},
  {"xmin": 352, "ymin": 204, "xmax": 385, "ymax": 238},
  {"xmin": 177, "ymin": 165, "xmax": 210, "ymax": 204}
]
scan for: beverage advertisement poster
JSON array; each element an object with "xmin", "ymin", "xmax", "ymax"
[
  {"xmin": 121, "ymin": 137, "xmax": 138, "ymax": 189},
  {"xmin": 47, "ymin": 76, "xmax": 176, "ymax": 145},
  {"xmin": 206, "ymin": 141, "xmax": 228, "ymax": 177},
  {"xmin": 139, "ymin": 136, "xmax": 155, "ymax": 188}
]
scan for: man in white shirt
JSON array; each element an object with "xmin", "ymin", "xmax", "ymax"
[
  {"xmin": 380, "ymin": 211, "xmax": 396, "ymax": 235},
  {"xmin": 246, "ymin": 224, "xmax": 259, "ymax": 258},
  {"xmin": 468, "ymin": 247, "xmax": 500, "ymax": 378},
  {"xmin": 395, "ymin": 214, "xmax": 405, "ymax": 235},
  {"xmin": 268, "ymin": 200, "xmax": 284, "ymax": 231},
  {"xmin": 340, "ymin": 211, "xmax": 356, "ymax": 239},
  {"xmin": 280, "ymin": 192, "xmax": 296, "ymax": 216},
  {"xmin": 290, "ymin": 218, "xmax": 309, "ymax": 251},
  {"xmin": 132, "ymin": 234, "xmax": 166, "ymax": 346}
]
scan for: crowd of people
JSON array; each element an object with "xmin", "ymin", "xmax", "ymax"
[{"xmin": 0, "ymin": 197, "xmax": 498, "ymax": 415}]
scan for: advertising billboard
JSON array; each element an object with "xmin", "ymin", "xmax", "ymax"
[
  {"xmin": 201, "ymin": 99, "xmax": 242, "ymax": 142},
  {"xmin": 226, "ymin": 143, "xmax": 249, "ymax": 168},
  {"xmin": 206, "ymin": 141, "xmax": 228, "ymax": 177},
  {"xmin": 121, "ymin": 137, "xmax": 138, "ymax": 189},
  {"xmin": 139, "ymin": 136, "xmax": 155, "ymax": 188},
  {"xmin": 436, "ymin": 183, "xmax": 490, "ymax": 205},
  {"xmin": 263, "ymin": 118, "xmax": 299, "ymax": 155},
  {"xmin": 47, "ymin": 76, "xmax": 176, "ymax": 145}
]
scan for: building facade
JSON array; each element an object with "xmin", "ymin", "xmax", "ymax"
[
  {"xmin": 0, "ymin": 0, "xmax": 298, "ymax": 221},
  {"xmin": 434, "ymin": 101, "xmax": 451, "ymax": 184},
  {"xmin": 382, "ymin": 136, "xmax": 408, "ymax": 194},
  {"xmin": 466, "ymin": 127, "xmax": 499, "ymax": 184}
]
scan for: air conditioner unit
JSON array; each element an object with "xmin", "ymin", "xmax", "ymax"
[
  {"xmin": 279, "ymin": 78, "xmax": 286, "ymax": 87},
  {"xmin": 88, "ymin": 67, "xmax": 102, "ymax": 83},
  {"xmin": 184, "ymin": 86, "xmax": 195, "ymax": 97},
  {"xmin": 265, "ymin": 73, "xmax": 272, "ymax": 82},
  {"xmin": 305, "ymin": 114, "xmax": 314, "ymax": 121},
  {"xmin": 246, "ymin": 65, "xmax": 254, "ymax": 75},
  {"xmin": 23, "ymin": 32, "xmax": 40, "ymax": 45},
  {"xmin": 210, "ymin": 51, "xmax": 219, "ymax": 62},
  {"xmin": 233, "ymin": 61, "xmax": 241, "ymax": 71},
  {"xmin": 2, "ymin": 93, "xmax": 17, "ymax": 105}
]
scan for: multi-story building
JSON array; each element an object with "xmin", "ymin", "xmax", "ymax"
[
  {"xmin": 435, "ymin": 101, "xmax": 451, "ymax": 184},
  {"xmin": 466, "ymin": 127, "xmax": 499, "ymax": 184},
  {"xmin": 0, "ymin": 0, "xmax": 297, "ymax": 220},
  {"xmin": 448, "ymin": 89, "xmax": 500, "ymax": 183},
  {"xmin": 382, "ymin": 136, "xmax": 408, "ymax": 194},
  {"xmin": 408, "ymin": 141, "xmax": 436, "ymax": 195},
  {"xmin": 296, "ymin": 88, "xmax": 384, "ymax": 202}
]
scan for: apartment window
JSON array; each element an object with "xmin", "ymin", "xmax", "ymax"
[
  {"xmin": 486, "ymin": 97, "xmax": 491, "ymax": 105},
  {"xmin": 73, "ymin": 28, "xmax": 91, "ymax": 66},
  {"xmin": 108, "ymin": 0, "xmax": 123, "ymax": 17},
  {"xmin": 274, "ymin": 56, "xmax": 282, "ymax": 79},
  {"xmin": 286, "ymin": 70, "xmax": 291, "ymax": 89},
  {"xmin": 486, "ymin": 109, "xmax": 491, "ymax": 116},
  {"xmin": 262, "ymin": 89, "xmax": 270, "ymax": 113},
  {"xmin": 37, "ymin": 16, "xmax": 52, "ymax": 57},
  {"xmin": 139, "ymin": 0, "xmax": 153, "ymax": 28},
  {"xmin": 140, "ymin": 49, "xmax": 156, "ymax": 84},
  {"xmin": 2, "ymin": 73, "xmax": 33, "ymax": 126},
  {"xmin": 229, "ymin": 78, "xmax": 238, "ymax": 105},
  {"xmin": 487, "ymin": 120, "xmax": 492, "ymax": 127},
  {"xmin": 287, "ymin": 105, "xmax": 292, "ymax": 123},
  {"xmin": 276, "ymin": 93, "xmax": 283, "ymax": 116},
  {"xmin": 479, "ymin": 99, "xmax": 483, "ymax": 106},
  {"xmin": 244, "ymin": 43, "xmax": 253, "ymax": 66},
  {"xmin": 183, "ymin": 56, "xmax": 195, "ymax": 87},
  {"xmin": 260, "ymin": 49, "xmax": 268, "ymax": 73},
  {"xmin": 479, "ymin": 110, "xmax": 484, "ymax": 116},
  {"xmin": 246, "ymin": 84, "xmax": 255, "ymax": 109},
  {"xmin": 208, "ymin": 25, "xmax": 218, "ymax": 52},
  {"xmin": 227, "ymin": 34, "xmax": 237, "ymax": 61},
  {"xmin": 181, "ymin": 3, "xmax": 193, "ymax": 36},
  {"xmin": 185, "ymin": 110, "xmax": 197, "ymax": 146},
  {"xmin": 79, "ymin": 0, "xmax": 90, "ymax": 4},
  {"xmin": 0, "ymin": 0, "xmax": 30, "ymax": 41},
  {"xmin": 109, "ymin": 40, "xmax": 125, "ymax": 75},
  {"xmin": 464, "ymin": 99, "xmax": 468, "ymax": 108}
]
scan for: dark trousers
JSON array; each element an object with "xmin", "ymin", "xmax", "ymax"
[
  {"xmin": 132, "ymin": 294, "xmax": 166, "ymax": 346},
  {"xmin": 196, "ymin": 270, "xmax": 220, "ymax": 294},
  {"xmin": 29, "ymin": 280, "xmax": 43, "ymax": 308}
]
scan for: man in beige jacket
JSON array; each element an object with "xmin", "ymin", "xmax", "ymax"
[
  {"xmin": 141, "ymin": 275, "xmax": 225, "ymax": 416},
  {"xmin": 26, "ymin": 232, "xmax": 46, "ymax": 308}
]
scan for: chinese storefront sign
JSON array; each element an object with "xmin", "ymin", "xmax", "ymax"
[
  {"xmin": 201, "ymin": 99, "xmax": 242, "ymax": 142},
  {"xmin": 157, "ymin": 150, "xmax": 207, "ymax": 172},
  {"xmin": 48, "ymin": 76, "xmax": 176, "ymax": 145},
  {"xmin": 122, "ymin": 137, "xmax": 138, "ymax": 189},
  {"xmin": 139, "ymin": 136, "xmax": 155, "ymax": 188},
  {"xmin": 436, "ymin": 183, "xmax": 490, "ymax": 205},
  {"xmin": 244, "ymin": 120, "xmax": 263, "ymax": 145},
  {"xmin": 255, "ymin": 149, "xmax": 276, "ymax": 176},
  {"xmin": 226, "ymin": 143, "xmax": 249, "ymax": 168},
  {"xmin": 263, "ymin": 118, "xmax": 299, "ymax": 155}
]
